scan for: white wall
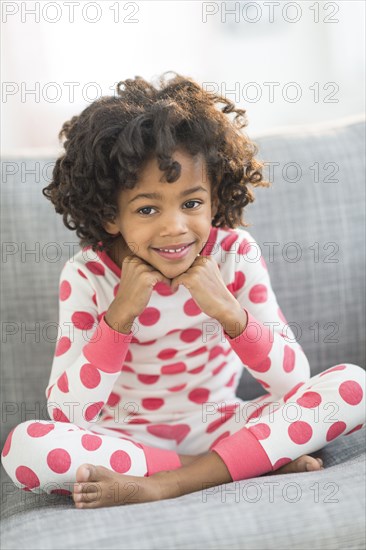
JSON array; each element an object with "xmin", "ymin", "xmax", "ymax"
[{"xmin": 1, "ymin": 0, "xmax": 364, "ymax": 155}]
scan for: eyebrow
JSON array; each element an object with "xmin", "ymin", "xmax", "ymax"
[{"xmin": 128, "ymin": 185, "xmax": 208, "ymax": 204}]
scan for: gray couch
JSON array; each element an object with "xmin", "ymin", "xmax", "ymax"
[{"xmin": 1, "ymin": 115, "xmax": 365, "ymax": 550}]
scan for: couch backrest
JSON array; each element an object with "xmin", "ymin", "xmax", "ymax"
[{"xmin": 1, "ymin": 115, "xmax": 365, "ymax": 446}]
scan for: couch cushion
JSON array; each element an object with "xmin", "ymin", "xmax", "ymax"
[{"xmin": 1, "ymin": 426, "xmax": 365, "ymax": 549}]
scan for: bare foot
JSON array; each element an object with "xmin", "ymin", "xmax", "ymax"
[
  {"xmin": 72, "ymin": 464, "xmax": 162, "ymax": 509},
  {"xmin": 264, "ymin": 454, "xmax": 325, "ymax": 476}
]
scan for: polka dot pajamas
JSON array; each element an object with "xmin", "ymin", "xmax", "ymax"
[{"xmin": 2, "ymin": 227, "xmax": 365, "ymax": 494}]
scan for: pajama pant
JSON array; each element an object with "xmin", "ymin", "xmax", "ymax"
[{"xmin": 1, "ymin": 363, "xmax": 365, "ymax": 495}]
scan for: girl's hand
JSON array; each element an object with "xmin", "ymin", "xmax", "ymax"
[
  {"xmin": 113, "ymin": 254, "xmax": 172, "ymax": 319},
  {"xmin": 170, "ymin": 255, "xmax": 239, "ymax": 320}
]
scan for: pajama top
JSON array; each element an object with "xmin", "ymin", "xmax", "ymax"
[{"xmin": 45, "ymin": 226, "xmax": 311, "ymax": 433}]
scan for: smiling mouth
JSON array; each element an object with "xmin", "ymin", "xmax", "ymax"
[
  {"xmin": 152, "ymin": 242, "xmax": 195, "ymax": 253},
  {"xmin": 152, "ymin": 242, "xmax": 195, "ymax": 259}
]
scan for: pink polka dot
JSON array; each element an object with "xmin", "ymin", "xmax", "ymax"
[
  {"xmin": 208, "ymin": 346, "xmax": 224, "ymax": 361},
  {"xmin": 249, "ymin": 284, "xmax": 267, "ymax": 303},
  {"xmin": 206, "ymin": 417, "xmax": 225, "ymax": 433},
  {"xmin": 250, "ymin": 356, "xmax": 271, "ymax": 373},
  {"xmin": 212, "ymin": 361, "xmax": 227, "ymax": 375},
  {"xmin": 237, "ymin": 239, "xmax": 251, "ymax": 255},
  {"xmin": 78, "ymin": 269, "xmax": 87, "ymax": 278},
  {"xmin": 107, "ymin": 392, "xmax": 121, "ymax": 407},
  {"xmin": 52, "ymin": 408, "xmax": 70, "ymax": 423},
  {"xmin": 339, "ymin": 380, "xmax": 363, "ymax": 405},
  {"xmin": 27, "ymin": 423, "xmax": 55, "ymax": 438},
  {"xmin": 283, "ymin": 382, "xmax": 306, "ymax": 403},
  {"xmin": 72, "ymin": 311, "xmax": 95, "ymax": 330},
  {"xmin": 57, "ymin": 372, "xmax": 69, "ymax": 393},
  {"xmin": 296, "ymin": 391, "xmax": 322, "ymax": 408},
  {"xmin": 55, "ymin": 337, "xmax": 71, "ymax": 356},
  {"xmin": 225, "ymin": 373, "xmax": 236, "ymax": 387},
  {"xmin": 84, "ymin": 402, "xmax": 104, "ymax": 422},
  {"xmin": 138, "ymin": 307, "xmax": 160, "ymax": 326},
  {"xmin": 168, "ymin": 384, "xmax": 187, "ymax": 392},
  {"xmin": 139, "ymin": 339, "xmax": 158, "ymax": 346},
  {"xmin": 166, "ymin": 329, "xmax": 181, "ymax": 336},
  {"xmin": 326, "ymin": 421, "xmax": 347, "ymax": 441},
  {"xmin": 80, "ymin": 364, "xmax": 101, "ymax": 389},
  {"xmin": 283, "ymin": 346, "xmax": 295, "ymax": 373},
  {"xmin": 183, "ymin": 298, "xmax": 201, "ymax": 316},
  {"xmin": 261, "ymin": 256, "xmax": 268, "ymax": 270},
  {"xmin": 47, "ymin": 448, "xmax": 72, "ymax": 473},
  {"xmin": 110, "ymin": 450, "xmax": 131, "ymax": 473},
  {"xmin": 180, "ymin": 328, "xmax": 202, "ymax": 343},
  {"xmin": 247, "ymin": 403, "xmax": 271, "ymax": 421},
  {"xmin": 138, "ymin": 374, "xmax": 160, "ymax": 384},
  {"xmin": 272, "ymin": 457, "xmax": 292, "ymax": 470},
  {"xmin": 189, "ymin": 364, "xmax": 205, "ymax": 374},
  {"xmin": 218, "ymin": 403, "xmax": 239, "ymax": 414},
  {"xmin": 147, "ymin": 424, "xmax": 191, "ymax": 444},
  {"xmin": 153, "ymin": 281, "xmax": 174, "ymax": 296},
  {"xmin": 209, "ymin": 431, "xmax": 231, "ymax": 450},
  {"xmin": 319, "ymin": 365, "xmax": 347, "ymax": 377},
  {"xmin": 60, "ymin": 280, "xmax": 71, "ymax": 301},
  {"xmin": 221, "ymin": 233, "xmax": 238, "ymax": 251},
  {"xmin": 86, "ymin": 261, "xmax": 105, "ymax": 276},
  {"xmin": 235, "ymin": 271, "xmax": 245, "ymax": 291},
  {"xmin": 2, "ymin": 428, "xmax": 15, "ymax": 457},
  {"xmin": 288, "ymin": 421, "xmax": 313, "ymax": 444},
  {"xmin": 188, "ymin": 388, "xmax": 210, "ymax": 404},
  {"xmin": 187, "ymin": 346, "xmax": 207, "ymax": 357},
  {"xmin": 142, "ymin": 398, "xmax": 164, "ymax": 410},
  {"xmin": 122, "ymin": 364, "xmax": 134, "ymax": 373},
  {"xmin": 158, "ymin": 348, "xmax": 178, "ymax": 360},
  {"xmin": 161, "ymin": 362, "xmax": 187, "ymax": 375},
  {"xmin": 15, "ymin": 466, "xmax": 40, "ymax": 489},
  {"xmin": 81, "ymin": 434, "xmax": 102, "ymax": 451},
  {"xmin": 128, "ymin": 417, "xmax": 151, "ymax": 424},
  {"xmin": 228, "ymin": 271, "xmax": 245, "ymax": 294},
  {"xmin": 344, "ymin": 424, "xmax": 364, "ymax": 435},
  {"xmin": 92, "ymin": 293, "xmax": 98, "ymax": 307},
  {"xmin": 247, "ymin": 423, "xmax": 271, "ymax": 440}
]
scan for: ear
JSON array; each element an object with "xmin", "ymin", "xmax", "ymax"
[{"xmin": 103, "ymin": 220, "xmax": 120, "ymax": 236}]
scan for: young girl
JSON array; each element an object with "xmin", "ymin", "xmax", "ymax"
[{"xmin": 2, "ymin": 72, "xmax": 365, "ymax": 509}]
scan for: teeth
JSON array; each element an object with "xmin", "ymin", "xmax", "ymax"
[{"xmin": 159, "ymin": 246, "xmax": 186, "ymax": 253}]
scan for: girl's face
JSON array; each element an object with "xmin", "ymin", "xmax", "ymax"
[{"xmin": 104, "ymin": 148, "xmax": 218, "ymax": 279}]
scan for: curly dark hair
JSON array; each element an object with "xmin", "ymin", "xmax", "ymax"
[{"xmin": 42, "ymin": 71, "xmax": 270, "ymax": 253}]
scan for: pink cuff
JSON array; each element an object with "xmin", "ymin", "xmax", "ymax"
[
  {"xmin": 211, "ymin": 427, "xmax": 273, "ymax": 481},
  {"xmin": 83, "ymin": 315, "xmax": 133, "ymax": 372},
  {"xmin": 139, "ymin": 443, "xmax": 182, "ymax": 476},
  {"xmin": 223, "ymin": 308, "xmax": 273, "ymax": 367}
]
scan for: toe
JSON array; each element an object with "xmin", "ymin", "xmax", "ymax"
[
  {"xmin": 75, "ymin": 463, "xmax": 94, "ymax": 483},
  {"xmin": 74, "ymin": 491, "xmax": 99, "ymax": 505}
]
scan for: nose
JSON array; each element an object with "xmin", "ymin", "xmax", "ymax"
[{"xmin": 158, "ymin": 211, "xmax": 189, "ymax": 237}]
